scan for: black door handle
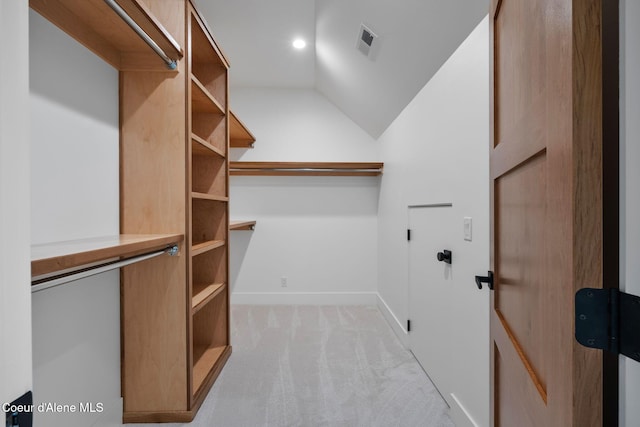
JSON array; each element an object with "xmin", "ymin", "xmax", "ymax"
[
  {"xmin": 437, "ymin": 250, "xmax": 452, "ymax": 264},
  {"xmin": 475, "ymin": 271, "xmax": 494, "ymax": 290}
]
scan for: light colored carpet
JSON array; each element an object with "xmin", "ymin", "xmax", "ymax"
[{"xmin": 128, "ymin": 305, "xmax": 453, "ymax": 427}]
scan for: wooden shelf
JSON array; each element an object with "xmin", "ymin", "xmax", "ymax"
[
  {"xmin": 192, "ymin": 192, "xmax": 229, "ymax": 202},
  {"xmin": 31, "ymin": 234, "xmax": 183, "ymax": 278},
  {"xmin": 192, "ymin": 282, "xmax": 225, "ymax": 313},
  {"xmin": 230, "ymin": 162, "xmax": 384, "ymax": 176},
  {"xmin": 30, "ymin": 0, "xmax": 183, "ymax": 71},
  {"xmin": 192, "ymin": 345, "xmax": 227, "ymax": 394},
  {"xmin": 230, "ymin": 111, "xmax": 256, "ymax": 148},
  {"xmin": 192, "ymin": 134, "xmax": 225, "ymax": 158},
  {"xmin": 191, "ymin": 76, "xmax": 225, "ymax": 115},
  {"xmin": 230, "ymin": 221, "xmax": 256, "ymax": 231},
  {"xmin": 191, "ymin": 240, "xmax": 225, "ymax": 257}
]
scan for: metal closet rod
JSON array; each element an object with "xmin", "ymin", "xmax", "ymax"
[
  {"xmin": 103, "ymin": 0, "xmax": 178, "ymax": 70},
  {"xmin": 31, "ymin": 245, "xmax": 179, "ymax": 294}
]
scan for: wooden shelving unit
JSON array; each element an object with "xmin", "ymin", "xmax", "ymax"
[
  {"xmin": 32, "ymin": 0, "xmax": 232, "ymax": 423},
  {"xmin": 230, "ymin": 111, "xmax": 256, "ymax": 148},
  {"xmin": 230, "ymin": 161, "xmax": 384, "ymax": 176},
  {"xmin": 31, "ymin": 234, "xmax": 183, "ymax": 278},
  {"xmin": 115, "ymin": 0, "xmax": 230, "ymax": 423},
  {"xmin": 30, "ymin": 0, "xmax": 183, "ymax": 71},
  {"xmin": 187, "ymin": 2, "xmax": 231, "ymax": 411}
]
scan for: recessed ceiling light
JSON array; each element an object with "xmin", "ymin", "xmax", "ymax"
[{"xmin": 292, "ymin": 39, "xmax": 306, "ymax": 49}]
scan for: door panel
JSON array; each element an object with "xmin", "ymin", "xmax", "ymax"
[
  {"xmin": 490, "ymin": 0, "xmax": 604, "ymax": 425},
  {"xmin": 495, "ymin": 154, "xmax": 547, "ymax": 398},
  {"xmin": 494, "ymin": 0, "xmax": 547, "ymax": 151},
  {"xmin": 495, "ymin": 344, "xmax": 545, "ymax": 427}
]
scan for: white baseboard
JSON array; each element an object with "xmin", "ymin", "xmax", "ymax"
[
  {"xmin": 449, "ymin": 393, "xmax": 480, "ymax": 427},
  {"xmin": 231, "ymin": 291, "xmax": 378, "ymax": 305},
  {"xmin": 376, "ymin": 293, "xmax": 409, "ymax": 348}
]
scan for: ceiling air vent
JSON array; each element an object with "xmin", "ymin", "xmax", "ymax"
[{"xmin": 357, "ymin": 23, "xmax": 378, "ymax": 59}]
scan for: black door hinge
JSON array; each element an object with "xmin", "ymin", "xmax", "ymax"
[
  {"xmin": 407, "ymin": 229, "xmax": 411, "ymax": 241},
  {"xmin": 407, "ymin": 319, "xmax": 411, "ymax": 332},
  {"xmin": 575, "ymin": 288, "xmax": 640, "ymax": 363}
]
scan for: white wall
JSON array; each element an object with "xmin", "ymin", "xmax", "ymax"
[
  {"xmin": 376, "ymin": 17, "xmax": 489, "ymax": 427},
  {"xmin": 620, "ymin": 1, "xmax": 640, "ymax": 425},
  {"xmin": 0, "ymin": 0, "xmax": 32, "ymax": 409},
  {"xmin": 229, "ymin": 88, "xmax": 380, "ymax": 304},
  {"xmin": 29, "ymin": 10, "xmax": 121, "ymax": 427}
]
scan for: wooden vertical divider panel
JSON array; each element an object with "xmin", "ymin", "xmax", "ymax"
[{"xmin": 120, "ymin": 20, "xmax": 189, "ymax": 422}]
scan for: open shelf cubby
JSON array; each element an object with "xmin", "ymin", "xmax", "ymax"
[
  {"xmin": 192, "ymin": 284, "xmax": 228, "ymax": 395},
  {"xmin": 192, "ymin": 134, "xmax": 224, "ymax": 158},
  {"xmin": 191, "ymin": 77, "xmax": 224, "ymax": 115},
  {"xmin": 192, "ymin": 155, "xmax": 226, "ymax": 196},
  {"xmin": 190, "ymin": 13, "xmax": 226, "ymax": 111},
  {"xmin": 192, "ymin": 245, "xmax": 226, "ymax": 286},
  {"xmin": 192, "ymin": 113, "xmax": 225, "ymax": 154},
  {"xmin": 191, "ymin": 199, "xmax": 226, "ymax": 250}
]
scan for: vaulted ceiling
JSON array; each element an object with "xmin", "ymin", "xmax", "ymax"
[{"xmin": 194, "ymin": 0, "xmax": 488, "ymax": 138}]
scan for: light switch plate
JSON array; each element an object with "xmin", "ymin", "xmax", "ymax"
[{"xmin": 464, "ymin": 217, "xmax": 472, "ymax": 241}]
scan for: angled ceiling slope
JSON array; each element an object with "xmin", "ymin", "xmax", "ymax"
[{"xmin": 195, "ymin": 0, "xmax": 489, "ymax": 138}]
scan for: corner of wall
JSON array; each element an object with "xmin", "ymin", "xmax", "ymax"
[{"xmin": 0, "ymin": 0, "xmax": 33, "ymax": 405}]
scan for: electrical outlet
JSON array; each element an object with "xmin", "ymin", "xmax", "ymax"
[{"xmin": 281, "ymin": 277, "xmax": 288, "ymax": 287}]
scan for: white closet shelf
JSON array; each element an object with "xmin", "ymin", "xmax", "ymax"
[{"xmin": 31, "ymin": 234, "xmax": 183, "ymax": 278}]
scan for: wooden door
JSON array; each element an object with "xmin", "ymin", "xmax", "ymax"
[
  {"xmin": 490, "ymin": 0, "xmax": 603, "ymax": 426},
  {"xmin": 408, "ymin": 205, "xmax": 456, "ymax": 405}
]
